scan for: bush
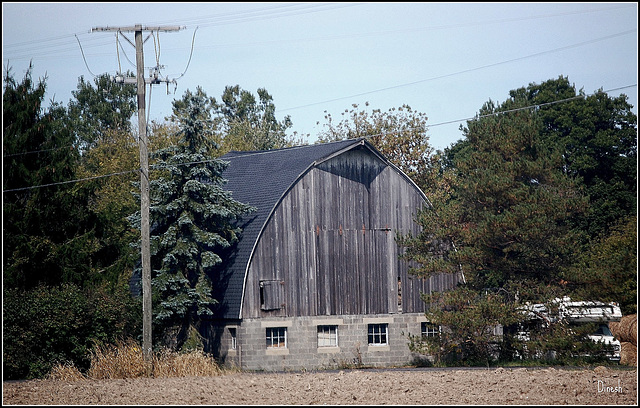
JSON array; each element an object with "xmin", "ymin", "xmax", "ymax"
[
  {"xmin": 411, "ymin": 287, "xmax": 524, "ymax": 366},
  {"xmin": 3, "ymin": 283, "xmax": 141, "ymax": 380}
]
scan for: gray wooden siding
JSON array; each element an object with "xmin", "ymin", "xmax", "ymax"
[{"xmin": 242, "ymin": 147, "xmax": 459, "ymax": 318}]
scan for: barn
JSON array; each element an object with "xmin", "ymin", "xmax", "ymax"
[{"xmin": 201, "ymin": 138, "xmax": 463, "ymax": 370}]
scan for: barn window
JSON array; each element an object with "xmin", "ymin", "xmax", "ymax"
[
  {"xmin": 317, "ymin": 325, "xmax": 338, "ymax": 347},
  {"xmin": 229, "ymin": 327, "xmax": 237, "ymax": 350},
  {"xmin": 367, "ymin": 323, "xmax": 388, "ymax": 346},
  {"xmin": 421, "ymin": 322, "xmax": 440, "ymax": 338},
  {"xmin": 260, "ymin": 280, "xmax": 284, "ymax": 310},
  {"xmin": 266, "ymin": 327, "xmax": 287, "ymax": 348}
]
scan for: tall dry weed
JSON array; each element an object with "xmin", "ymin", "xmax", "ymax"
[
  {"xmin": 47, "ymin": 339, "xmax": 224, "ymax": 380},
  {"xmin": 83, "ymin": 339, "xmax": 222, "ymax": 379},
  {"xmin": 47, "ymin": 362, "xmax": 86, "ymax": 381},
  {"xmin": 153, "ymin": 348, "xmax": 222, "ymax": 377},
  {"xmin": 87, "ymin": 339, "xmax": 146, "ymax": 379}
]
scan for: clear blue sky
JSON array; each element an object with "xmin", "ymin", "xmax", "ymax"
[{"xmin": 3, "ymin": 2, "xmax": 638, "ymax": 151}]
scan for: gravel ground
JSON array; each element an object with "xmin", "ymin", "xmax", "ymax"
[{"xmin": 3, "ymin": 366, "xmax": 637, "ymax": 405}]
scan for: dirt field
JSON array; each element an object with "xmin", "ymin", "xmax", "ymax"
[{"xmin": 3, "ymin": 365, "xmax": 637, "ymax": 405}]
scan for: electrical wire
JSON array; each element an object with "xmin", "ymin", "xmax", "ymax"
[
  {"xmin": 143, "ymin": 3, "xmax": 359, "ymax": 30},
  {"xmin": 116, "ymin": 32, "xmax": 122, "ymax": 74},
  {"xmin": 173, "ymin": 27, "xmax": 198, "ymax": 81},
  {"xmin": 152, "ymin": 31, "xmax": 160, "ymax": 68},
  {"xmin": 278, "ymin": 29, "xmax": 637, "ymax": 113},
  {"xmin": 75, "ymin": 34, "xmax": 97, "ymax": 77},
  {"xmin": 4, "ymin": 4, "xmax": 632, "ymax": 63},
  {"xmin": 2, "ymin": 169, "xmax": 140, "ymax": 193},
  {"xmin": 147, "ymin": 81, "xmax": 153, "ymax": 125},
  {"xmin": 3, "ymin": 145, "xmax": 76, "ymax": 158},
  {"xmin": 3, "ymin": 84, "xmax": 636, "ymax": 193},
  {"xmin": 117, "ymin": 35, "xmax": 136, "ymax": 69}
]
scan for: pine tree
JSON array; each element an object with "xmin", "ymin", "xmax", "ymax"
[
  {"xmin": 402, "ymin": 99, "xmax": 588, "ymax": 291},
  {"xmin": 400, "ymin": 91, "xmax": 590, "ymax": 363},
  {"xmin": 3, "ymin": 64, "xmax": 89, "ymax": 288},
  {"xmin": 137, "ymin": 87, "xmax": 254, "ymax": 349}
]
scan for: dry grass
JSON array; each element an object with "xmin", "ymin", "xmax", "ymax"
[
  {"xmin": 87, "ymin": 339, "xmax": 147, "ymax": 379},
  {"xmin": 152, "ymin": 348, "xmax": 222, "ymax": 377},
  {"xmin": 46, "ymin": 362, "xmax": 87, "ymax": 381},
  {"xmin": 47, "ymin": 339, "xmax": 224, "ymax": 381}
]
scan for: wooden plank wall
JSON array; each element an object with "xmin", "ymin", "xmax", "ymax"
[{"xmin": 243, "ymin": 146, "xmax": 460, "ymax": 318}]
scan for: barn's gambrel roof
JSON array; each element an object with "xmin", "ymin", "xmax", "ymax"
[{"xmin": 211, "ymin": 138, "xmax": 427, "ymax": 320}]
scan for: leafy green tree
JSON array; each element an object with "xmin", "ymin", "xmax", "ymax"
[
  {"xmin": 402, "ymin": 100, "xmax": 588, "ymax": 290},
  {"xmin": 318, "ymin": 103, "xmax": 435, "ymax": 190},
  {"xmin": 67, "ymin": 72, "xmax": 136, "ymax": 150},
  {"xmin": 210, "ymin": 85, "xmax": 300, "ymax": 153},
  {"xmin": 138, "ymin": 88, "xmax": 255, "ymax": 350},
  {"xmin": 408, "ymin": 287, "xmax": 523, "ymax": 366},
  {"xmin": 74, "ymin": 128, "xmax": 140, "ymax": 287},
  {"xmin": 497, "ymin": 77, "xmax": 637, "ymax": 311},
  {"xmin": 4, "ymin": 67, "xmax": 144, "ymax": 380}
]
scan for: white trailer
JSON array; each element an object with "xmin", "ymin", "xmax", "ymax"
[{"xmin": 518, "ymin": 297, "xmax": 622, "ymax": 361}]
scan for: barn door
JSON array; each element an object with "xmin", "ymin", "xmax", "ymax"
[{"xmin": 260, "ymin": 280, "xmax": 284, "ymax": 311}]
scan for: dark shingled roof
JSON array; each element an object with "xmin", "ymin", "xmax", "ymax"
[{"xmin": 211, "ymin": 138, "xmax": 366, "ymax": 320}]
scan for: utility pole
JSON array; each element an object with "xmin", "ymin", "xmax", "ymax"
[{"xmin": 92, "ymin": 24, "xmax": 183, "ymax": 367}]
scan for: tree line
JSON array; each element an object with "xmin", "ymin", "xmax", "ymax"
[{"xmin": 3, "ymin": 64, "xmax": 636, "ymax": 378}]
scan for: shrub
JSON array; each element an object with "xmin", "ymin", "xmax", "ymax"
[{"xmin": 2, "ymin": 283, "xmax": 141, "ymax": 379}]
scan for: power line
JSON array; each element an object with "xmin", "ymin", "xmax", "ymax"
[
  {"xmin": 1, "ymin": 3, "xmax": 358, "ymax": 62},
  {"xmin": 4, "ymin": 4, "xmax": 633, "ymax": 62},
  {"xmin": 75, "ymin": 34, "xmax": 97, "ymax": 77},
  {"xmin": 3, "ymin": 145, "xmax": 76, "ymax": 158},
  {"xmin": 2, "ymin": 168, "xmax": 140, "ymax": 193},
  {"xmin": 172, "ymin": 27, "xmax": 198, "ymax": 81},
  {"xmin": 3, "ymin": 84, "xmax": 636, "ymax": 193},
  {"xmin": 278, "ymin": 29, "xmax": 637, "ymax": 113}
]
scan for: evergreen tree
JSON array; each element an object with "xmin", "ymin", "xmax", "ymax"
[
  {"xmin": 399, "ymin": 90, "xmax": 590, "ymax": 363},
  {"xmin": 139, "ymin": 87, "xmax": 254, "ymax": 349},
  {"xmin": 402, "ymin": 99, "xmax": 588, "ymax": 291},
  {"xmin": 3, "ymin": 65, "xmax": 91, "ymax": 288},
  {"xmin": 510, "ymin": 76, "xmax": 637, "ymax": 239}
]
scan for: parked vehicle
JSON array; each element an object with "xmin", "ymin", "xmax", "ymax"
[
  {"xmin": 515, "ymin": 297, "xmax": 622, "ymax": 361},
  {"xmin": 587, "ymin": 323, "xmax": 621, "ymax": 361}
]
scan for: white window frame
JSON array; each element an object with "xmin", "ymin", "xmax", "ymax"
[
  {"xmin": 367, "ymin": 323, "xmax": 389, "ymax": 346},
  {"xmin": 265, "ymin": 326, "xmax": 287, "ymax": 349},
  {"xmin": 421, "ymin": 322, "xmax": 441, "ymax": 338},
  {"xmin": 317, "ymin": 325, "xmax": 338, "ymax": 348}
]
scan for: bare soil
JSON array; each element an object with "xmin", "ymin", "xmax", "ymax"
[{"xmin": 3, "ymin": 366, "xmax": 637, "ymax": 405}]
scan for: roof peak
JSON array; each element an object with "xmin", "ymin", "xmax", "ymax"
[{"xmin": 223, "ymin": 138, "xmax": 365, "ymax": 159}]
